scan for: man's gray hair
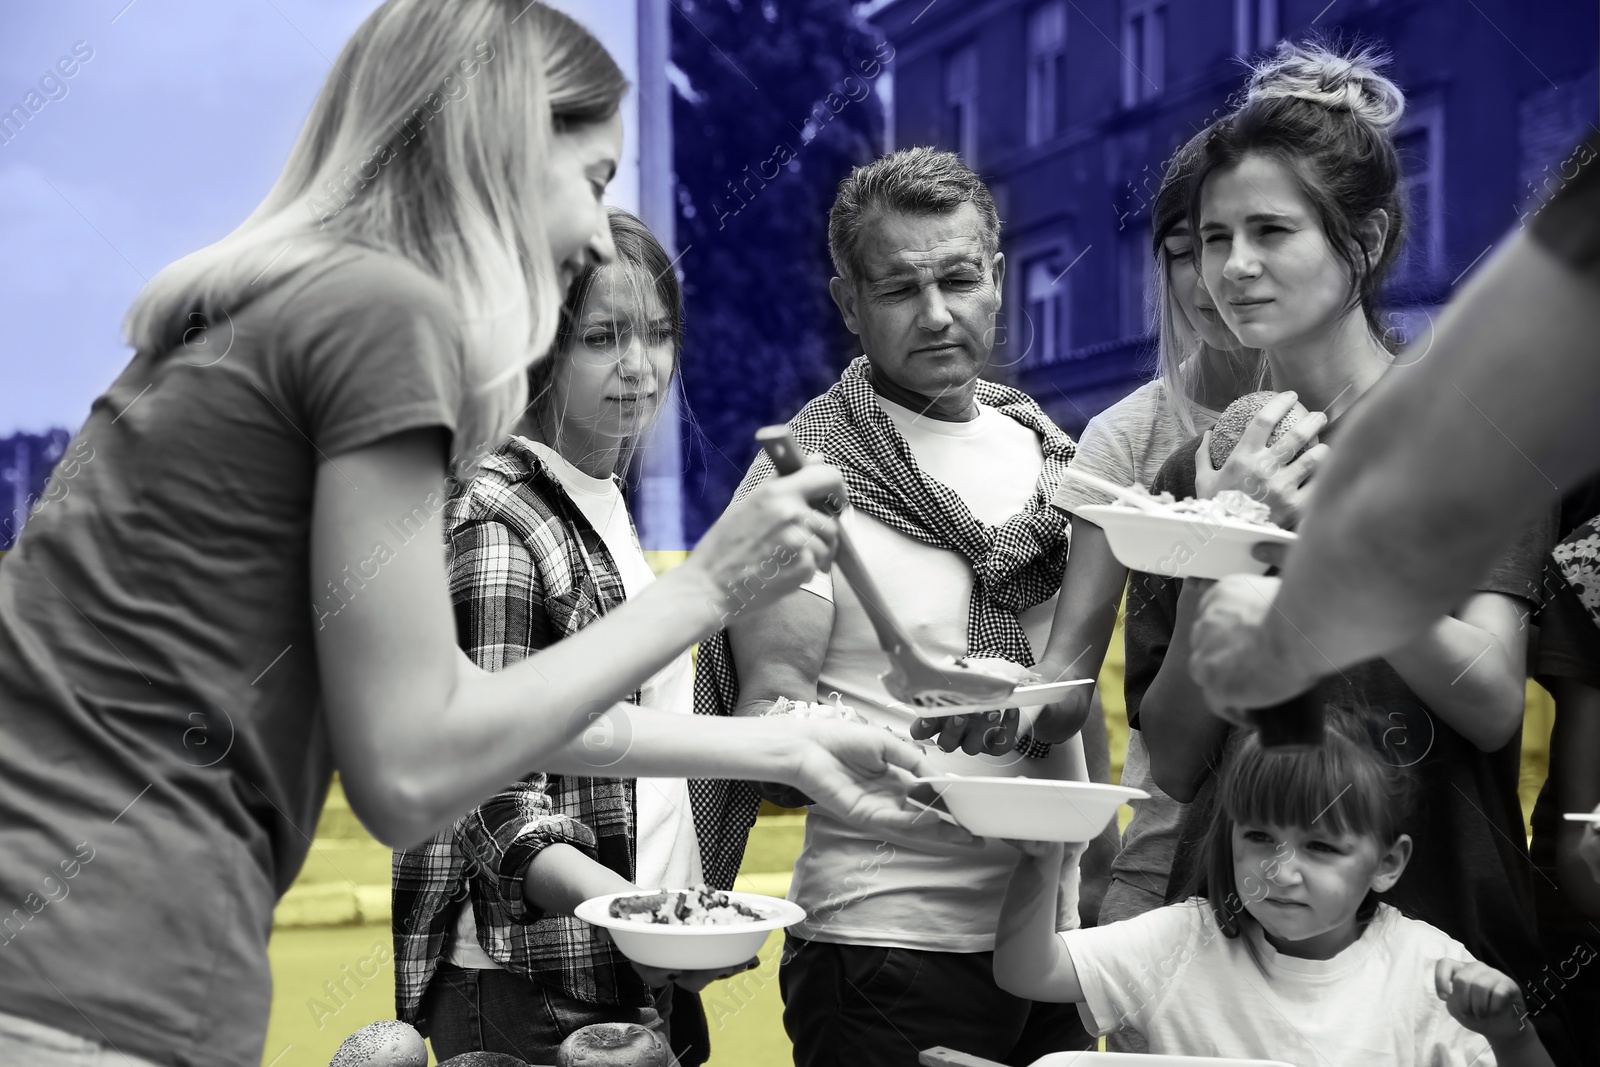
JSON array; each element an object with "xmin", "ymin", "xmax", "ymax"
[{"xmin": 827, "ymin": 146, "xmax": 1001, "ymax": 288}]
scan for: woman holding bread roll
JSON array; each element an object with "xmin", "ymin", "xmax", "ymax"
[{"xmin": 1125, "ymin": 38, "xmax": 1571, "ymax": 1058}]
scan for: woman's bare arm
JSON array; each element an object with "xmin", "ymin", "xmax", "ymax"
[{"xmin": 312, "ymin": 429, "xmax": 968, "ymax": 849}]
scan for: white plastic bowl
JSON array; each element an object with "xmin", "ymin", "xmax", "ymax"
[
  {"xmin": 1073, "ymin": 503, "xmax": 1297, "ymax": 580},
  {"xmin": 574, "ymin": 891, "xmax": 805, "ymax": 971},
  {"xmin": 912, "ymin": 776, "xmax": 1148, "ymax": 842}
]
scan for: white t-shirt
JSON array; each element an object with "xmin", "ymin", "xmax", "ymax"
[
  {"xmin": 788, "ymin": 395, "xmax": 1085, "ymax": 952},
  {"xmin": 1051, "ymin": 380, "xmax": 1221, "ymax": 903},
  {"xmin": 450, "ymin": 440, "xmax": 701, "ymax": 970},
  {"xmin": 1062, "ymin": 900, "xmax": 1496, "ymax": 1065}
]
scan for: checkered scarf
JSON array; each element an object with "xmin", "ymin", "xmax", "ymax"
[{"xmin": 690, "ymin": 358, "xmax": 1076, "ymax": 887}]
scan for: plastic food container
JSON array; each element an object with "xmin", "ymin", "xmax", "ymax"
[
  {"xmin": 1072, "ymin": 503, "xmax": 1297, "ymax": 581},
  {"xmin": 909, "ymin": 776, "xmax": 1148, "ymax": 843},
  {"xmin": 574, "ymin": 891, "xmax": 806, "ymax": 971}
]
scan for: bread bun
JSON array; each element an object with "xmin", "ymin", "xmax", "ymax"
[
  {"xmin": 1245, "ymin": 40, "xmax": 1405, "ymax": 132},
  {"xmin": 556, "ymin": 1022, "xmax": 671, "ymax": 1067},
  {"xmin": 328, "ymin": 1020, "xmax": 428, "ymax": 1067},
  {"xmin": 436, "ymin": 1053, "xmax": 528, "ymax": 1066},
  {"xmin": 1207, "ymin": 391, "xmax": 1311, "ymax": 470}
]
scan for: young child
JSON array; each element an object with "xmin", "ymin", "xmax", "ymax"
[
  {"xmin": 993, "ymin": 711, "xmax": 1555, "ymax": 1066},
  {"xmin": 393, "ymin": 209, "xmax": 747, "ymax": 1066}
]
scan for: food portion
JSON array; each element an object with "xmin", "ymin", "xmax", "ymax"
[
  {"xmin": 1207, "ymin": 390, "xmax": 1313, "ymax": 470},
  {"xmin": 607, "ymin": 885, "xmax": 768, "ymax": 926},
  {"xmin": 761, "ymin": 693, "xmax": 864, "ymax": 723},
  {"xmin": 557, "ymin": 1022, "xmax": 671, "ymax": 1067},
  {"xmin": 1107, "ymin": 484, "xmax": 1281, "ymax": 529}
]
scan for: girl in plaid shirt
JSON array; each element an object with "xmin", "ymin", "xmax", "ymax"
[{"xmin": 394, "ymin": 210, "xmax": 750, "ymax": 1064}]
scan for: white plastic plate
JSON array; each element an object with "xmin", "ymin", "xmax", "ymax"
[
  {"xmin": 1072, "ymin": 503, "xmax": 1297, "ymax": 580},
  {"xmin": 911, "ymin": 775, "xmax": 1148, "ymax": 843},
  {"xmin": 885, "ymin": 678, "xmax": 1095, "ymax": 718}
]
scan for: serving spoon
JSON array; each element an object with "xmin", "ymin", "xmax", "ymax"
[{"xmin": 757, "ymin": 427, "xmax": 1020, "ymax": 709}]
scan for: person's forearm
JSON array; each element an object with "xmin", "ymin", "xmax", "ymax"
[
  {"xmin": 994, "ymin": 846, "xmax": 1079, "ymax": 1001},
  {"xmin": 522, "ymin": 843, "xmax": 635, "ymax": 916},
  {"xmin": 1263, "ymin": 230, "xmax": 1600, "ymax": 678},
  {"xmin": 1490, "ymin": 1025, "xmax": 1556, "ymax": 1067},
  {"xmin": 1038, "ymin": 525, "xmax": 1126, "ymax": 686},
  {"xmin": 1381, "ymin": 616, "xmax": 1526, "ymax": 752},
  {"xmin": 362, "ymin": 564, "xmax": 731, "ymax": 843},
  {"xmin": 1141, "ymin": 583, "xmax": 1228, "ymax": 801}
]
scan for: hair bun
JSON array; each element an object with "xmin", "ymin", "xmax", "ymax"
[{"xmin": 1245, "ymin": 40, "xmax": 1405, "ymax": 132}]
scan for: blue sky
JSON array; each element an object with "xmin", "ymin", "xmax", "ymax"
[{"xmin": 0, "ymin": 1, "xmax": 392, "ymax": 434}]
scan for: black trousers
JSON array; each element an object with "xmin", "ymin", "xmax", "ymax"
[
  {"xmin": 420, "ymin": 960, "xmax": 670, "ymax": 1064},
  {"xmin": 778, "ymin": 934, "xmax": 1095, "ymax": 1067}
]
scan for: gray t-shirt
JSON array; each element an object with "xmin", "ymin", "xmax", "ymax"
[
  {"xmin": 1051, "ymin": 379, "xmax": 1219, "ymax": 906},
  {"xmin": 0, "ymin": 247, "xmax": 463, "ymax": 1067}
]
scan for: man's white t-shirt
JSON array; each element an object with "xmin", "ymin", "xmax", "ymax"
[
  {"xmin": 1062, "ymin": 900, "xmax": 1496, "ymax": 1065},
  {"xmin": 788, "ymin": 395, "xmax": 1085, "ymax": 952},
  {"xmin": 449, "ymin": 440, "xmax": 701, "ymax": 970}
]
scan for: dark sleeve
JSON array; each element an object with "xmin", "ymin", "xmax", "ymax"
[
  {"xmin": 1529, "ymin": 135, "xmax": 1600, "ymax": 274},
  {"xmin": 1122, "ymin": 442, "xmax": 1200, "ymax": 730},
  {"xmin": 1472, "ymin": 500, "xmax": 1558, "ymax": 610},
  {"xmin": 284, "ymin": 250, "xmax": 465, "ymax": 458},
  {"xmin": 453, "ymin": 777, "xmax": 599, "ymax": 925}
]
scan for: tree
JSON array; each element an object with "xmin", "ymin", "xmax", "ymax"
[{"xmin": 671, "ymin": 0, "xmax": 888, "ymax": 539}]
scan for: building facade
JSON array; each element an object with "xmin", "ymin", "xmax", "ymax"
[{"xmin": 869, "ymin": 0, "xmax": 1598, "ymax": 434}]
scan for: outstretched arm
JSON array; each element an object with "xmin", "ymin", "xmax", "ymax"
[
  {"xmin": 1194, "ymin": 223, "xmax": 1600, "ymax": 709},
  {"xmin": 994, "ymin": 841, "xmax": 1085, "ymax": 1003},
  {"xmin": 313, "ymin": 429, "xmax": 968, "ymax": 850}
]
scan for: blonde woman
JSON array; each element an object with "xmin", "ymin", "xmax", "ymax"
[{"xmin": 0, "ymin": 5, "xmax": 957, "ymax": 1067}]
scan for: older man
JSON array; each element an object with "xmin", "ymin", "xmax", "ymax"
[{"xmin": 695, "ymin": 148, "xmax": 1093, "ymax": 1066}]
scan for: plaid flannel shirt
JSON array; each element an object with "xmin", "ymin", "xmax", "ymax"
[{"xmin": 394, "ymin": 437, "xmax": 699, "ymax": 1025}]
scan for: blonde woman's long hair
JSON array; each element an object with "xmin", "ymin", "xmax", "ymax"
[{"xmin": 122, "ymin": 0, "xmax": 627, "ymax": 474}]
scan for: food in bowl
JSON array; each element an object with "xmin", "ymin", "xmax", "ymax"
[{"xmin": 608, "ymin": 885, "xmax": 767, "ymax": 926}]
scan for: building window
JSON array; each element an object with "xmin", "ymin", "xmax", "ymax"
[
  {"xmin": 1234, "ymin": 0, "xmax": 1278, "ymax": 56},
  {"xmin": 1121, "ymin": 0, "xmax": 1165, "ymax": 107},
  {"xmin": 944, "ymin": 45, "xmax": 979, "ymax": 165},
  {"xmin": 1026, "ymin": 2, "xmax": 1067, "ymax": 147},
  {"xmin": 1391, "ymin": 107, "xmax": 1445, "ymax": 291},
  {"xmin": 1118, "ymin": 226, "xmax": 1153, "ymax": 338},
  {"xmin": 1024, "ymin": 253, "xmax": 1072, "ymax": 365}
]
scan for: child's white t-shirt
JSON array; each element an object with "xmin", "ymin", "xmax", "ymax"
[{"xmin": 1061, "ymin": 900, "xmax": 1496, "ymax": 1066}]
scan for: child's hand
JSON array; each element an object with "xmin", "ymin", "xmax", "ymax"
[
  {"xmin": 1004, "ymin": 838, "xmax": 1065, "ymax": 861},
  {"xmin": 1434, "ymin": 959, "xmax": 1533, "ymax": 1043}
]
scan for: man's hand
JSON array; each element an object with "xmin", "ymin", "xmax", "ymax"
[
  {"xmin": 1189, "ymin": 570, "xmax": 1323, "ymax": 716},
  {"xmin": 631, "ymin": 956, "xmax": 760, "ymax": 994},
  {"xmin": 906, "ymin": 657, "xmax": 1039, "ymax": 755},
  {"xmin": 909, "ymin": 708, "xmax": 1020, "ymax": 754},
  {"xmin": 737, "ymin": 699, "xmax": 818, "ymax": 807},
  {"xmin": 1434, "ymin": 959, "xmax": 1546, "ymax": 1054}
]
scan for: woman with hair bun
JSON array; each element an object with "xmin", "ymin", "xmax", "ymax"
[{"xmin": 1128, "ymin": 38, "xmax": 1570, "ymax": 1057}]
